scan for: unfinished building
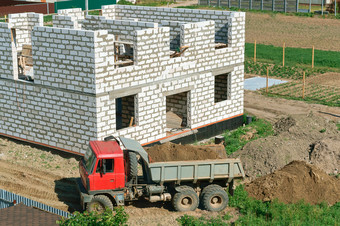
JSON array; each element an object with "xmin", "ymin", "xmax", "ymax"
[{"xmin": 0, "ymin": 5, "xmax": 245, "ymax": 154}]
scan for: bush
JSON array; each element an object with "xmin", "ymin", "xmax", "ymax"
[{"xmin": 58, "ymin": 207, "xmax": 128, "ymax": 226}]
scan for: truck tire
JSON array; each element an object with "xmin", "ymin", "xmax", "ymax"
[
  {"xmin": 172, "ymin": 187, "xmax": 199, "ymax": 212},
  {"xmin": 86, "ymin": 195, "xmax": 113, "ymax": 213},
  {"xmin": 128, "ymin": 152, "xmax": 138, "ymax": 183},
  {"xmin": 202, "ymin": 188, "xmax": 229, "ymax": 212},
  {"xmin": 200, "ymin": 184, "xmax": 222, "ymax": 198}
]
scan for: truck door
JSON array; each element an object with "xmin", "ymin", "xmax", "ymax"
[{"xmin": 92, "ymin": 159, "xmax": 117, "ymax": 191}]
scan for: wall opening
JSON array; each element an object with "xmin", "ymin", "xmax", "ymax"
[
  {"xmin": 116, "ymin": 94, "xmax": 136, "ymax": 130},
  {"xmin": 114, "ymin": 39, "xmax": 134, "ymax": 68},
  {"xmin": 17, "ymin": 44, "xmax": 34, "ymax": 81},
  {"xmin": 214, "ymin": 73, "xmax": 231, "ymax": 103},
  {"xmin": 166, "ymin": 91, "xmax": 189, "ymax": 130}
]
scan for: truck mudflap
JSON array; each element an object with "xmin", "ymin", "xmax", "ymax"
[{"xmin": 76, "ymin": 178, "xmax": 93, "ymax": 210}]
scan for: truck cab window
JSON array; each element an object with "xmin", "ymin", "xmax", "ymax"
[{"xmin": 96, "ymin": 159, "xmax": 114, "ymax": 173}]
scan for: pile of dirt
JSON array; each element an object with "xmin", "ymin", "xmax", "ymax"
[
  {"xmin": 245, "ymin": 161, "xmax": 340, "ymax": 205},
  {"xmin": 145, "ymin": 143, "xmax": 227, "ymax": 162},
  {"xmin": 230, "ymin": 114, "xmax": 340, "ymax": 179},
  {"xmin": 273, "ymin": 116, "xmax": 296, "ymax": 134},
  {"xmin": 309, "ymin": 138, "xmax": 340, "ymax": 175}
]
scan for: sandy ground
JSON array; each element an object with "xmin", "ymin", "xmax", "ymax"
[
  {"xmin": 244, "ymin": 90, "xmax": 340, "ymax": 123},
  {"xmin": 306, "ymin": 72, "xmax": 340, "ymax": 87},
  {"xmin": 246, "ymin": 13, "xmax": 340, "ymax": 51}
]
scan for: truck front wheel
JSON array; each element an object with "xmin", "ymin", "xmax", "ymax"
[
  {"xmin": 172, "ymin": 188, "xmax": 199, "ymax": 212},
  {"xmin": 202, "ymin": 188, "xmax": 229, "ymax": 212},
  {"xmin": 87, "ymin": 195, "xmax": 113, "ymax": 213}
]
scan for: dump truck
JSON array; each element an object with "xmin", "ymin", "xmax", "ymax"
[{"xmin": 77, "ymin": 136, "xmax": 245, "ymax": 212}]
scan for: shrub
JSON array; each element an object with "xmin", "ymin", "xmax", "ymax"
[{"xmin": 58, "ymin": 207, "xmax": 128, "ymax": 226}]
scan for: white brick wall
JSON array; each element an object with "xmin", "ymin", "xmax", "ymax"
[{"xmin": 0, "ymin": 6, "xmax": 245, "ymax": 153}]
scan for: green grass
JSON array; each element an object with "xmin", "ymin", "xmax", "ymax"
[
  {"xmin": 118, "ymin": 0, "xmax": 175, "ymax": 6},
  {"xmin": 177, "ymin": 186, "xmax": 340, "ymax": 225},
  {"xmin": 246, "ymin": 43, "xmax": 340, "ymax": 69},
  {"xmin": 224, "ymin": 116, "xmax": 273, "ymax": 155},
  {"xmin": 245, "ymin": 60, "xmax": 329, "ymax": 80},
  {"xmin": 337, "ymin": 123, "xmax": 340, "ymax": 131},
  {"xmin": 229, "ymin": 186, "xmax": 340, "ymax": 225},
  {"xmin": 88, "ymin": 10, "xmax": 101, "ymax": 15},
  {"xmin": 43, "ymin": 15, "xmax": 52, "ymax": 23}
]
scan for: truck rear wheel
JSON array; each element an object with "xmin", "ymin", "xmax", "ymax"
[
  {"xmin": 172, "ymin": 187, "xmax": 199, "ymax": 212},
  {"xmin": 128, "ymin": 152, "xmax": 138, "ymax": 183},
  {"xmin": 202, "ymin": 188, "xmax": 229, "ymax": 212},
  {"xmin": 200, "ymin": 184, "xmax": 222, "ymax": 198},
  {"xmin": 86, "ymin": 195, "xmax": 113, "ymax": 214}
]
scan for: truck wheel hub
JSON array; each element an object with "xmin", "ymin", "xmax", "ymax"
[{"xmin": 182, "ymin": 197, "xmax": 192, "ymax": 206}]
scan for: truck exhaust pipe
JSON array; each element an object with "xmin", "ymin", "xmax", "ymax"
[{"xmin": 148, "ymin": 193, "xmax": 171, "ymax": 202}]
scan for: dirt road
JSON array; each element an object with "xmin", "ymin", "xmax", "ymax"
[{"xmin": 244, "ymin": 90, "xmax": 340, "ymax": 122}]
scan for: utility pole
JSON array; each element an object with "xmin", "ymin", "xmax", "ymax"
[{"xmin": 85, "ymin": 0, "xmax": 88, "ymax": 15}]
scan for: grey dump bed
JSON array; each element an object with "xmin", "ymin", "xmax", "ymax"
[
  {"xmin": 149, "ymin": 159, "xmax": 245, "ymax": 184},
  {"xmin": 119, "ymin": 137, "xmax": 245, "ymax": 185}
]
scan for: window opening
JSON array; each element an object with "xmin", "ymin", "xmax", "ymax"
[
  {"xmin": 18, "ymin": 44, "xmax": 34, "ymax": 81},
  {"xmin": 114, "ymin": 36, "xmax": 134, "ymax": 68},
  {"xmin": 166, "ymin": 91, "xmax": 189, "ymax": 132},
  {"xmin": 116, "ymin": 94, "xmax": 136, "ymax": 130},
  {"xmin": 214, "ymin": 73, "xmax": 231, "ymax": 103}
]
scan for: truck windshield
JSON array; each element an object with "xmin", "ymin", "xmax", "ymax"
[{"xmin": 84, "ymin": 147, "xmax": 96, "ymax": 174}]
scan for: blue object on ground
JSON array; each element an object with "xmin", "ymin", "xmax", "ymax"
[{"xmin": 244, "ymin": 77, "xmax": 288, "ymax": 91}]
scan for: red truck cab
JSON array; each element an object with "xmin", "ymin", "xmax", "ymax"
[{"xmin": 80, "ymin": 140, "xmax": 126, "ymax": 192}]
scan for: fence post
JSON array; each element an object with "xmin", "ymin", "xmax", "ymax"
[
  {"xmin": 296, "ymin": 0, "xmax": 299, "ymax": 12},
  {"xmin": 46, "ymin": 3, "xmax": 49, "ymax": 14},
  {"xmin": 335, "ymin": 0, "xmax": 337, "ymax": 16},
  {"xmin": 266, "ymin": 67, "xmax": 269, "ymax": 93},
  {"xmin": 284, "ymin": 0, "xmax": 287, "ymax": 13},
  {"xmin": 283, "ymin": 42, "xmax": 285, "ymax": 67},
  {"xmin": 254, "ymin": 40, "xmax": 257, "ymax": 63},
  {"xmin": 85, "ymin": 0, "xmax": 88, "ymax": 15},
  {"xmin": 250, "ymin": 0, "xmax": 253, "ymax": 9},
  {"xmin": 228, "ymin": 0, "xmax": 231, "ymax": 8},
  {"xmin": 321, "ymin": 0, "xmax": 324, "ymax": 15},
  {"xmin": 309, "ymin": 0, "xmax": 311, "ymax": 13},
  {"xmin": 208, "ymin": 0, "xmax": 211, "ymax": 6},
  {"xmin": 312, "ymin": 45, "xmax": 314, "ymax": 68},
  {"xmin": 302, "ymin": 71, "xmax": 305, "ymax": 99},
  {"xmin": 261, "ymin": 0, "xmax": 264, "ymax": 10},
  {"xmin": 272, "ymin": 0, "xmax": 275, "ymax": 11},
  {"xmin": 239, "ymin": 0, "xmax": 241, "ymax": 9},
  {"xmin": 218, "ymin": 0, "xmax": 221, "ymax": 7}
]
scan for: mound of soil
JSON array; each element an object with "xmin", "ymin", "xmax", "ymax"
[
  {"xmin": 231, "ymin": 114, "xmax": 340, "ymax": 179},
  {"xmin": 145, "ymin": 143, "xmax": 227, "ymax": 162},
  {"xmin": 245, "ymin": 161, "xmax": 340, "ymax": 205},
  {"xmin": 309, "ymin": 138, "xmax": 340, "ymax": 175},
  {"xmin": 273, "ymin": 116, "xmax": 296, "ymax": 134}
]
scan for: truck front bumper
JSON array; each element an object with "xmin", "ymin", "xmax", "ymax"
[{"xmin": 76, "ymin": 178, "xmax": 93, "ymax": 210}]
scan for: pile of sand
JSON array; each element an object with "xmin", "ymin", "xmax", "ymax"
[
  {"xmin": 145, "ymin": 142, "xmax": 227, "ymax": 162},
  {"xmin": 231, "ymin": 114, "xmax": 340, "ymax": 179},
  {"xmin": 245, "ymin": 161, "xmax": 340, "ymax": 205}
]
